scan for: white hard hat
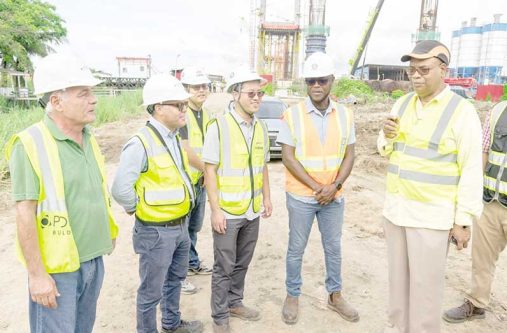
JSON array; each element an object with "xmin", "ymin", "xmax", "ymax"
[
  {"xmin": 33, "ymin": 52, "xmax": 102, "ymax": 95},
  {"xmin": 302, "ymin": 52, "xmax": 335, "ymax": 78},
  {"xmin": 142, "ymin": 73, "xmax": 190, "ymax": 106},
  {"xmin": 180, "ymin": 67, "xmax": 211, "ymax": 85},
  {"xmin": 225, "ymin": 66, "xmax": 266, "ymax": 93}
]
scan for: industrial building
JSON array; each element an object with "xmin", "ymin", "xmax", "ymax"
[
  {"xmin": 450, "ymin": 14, "xmax": 507, "ymax": 84},
  {"xmin": 353, "ymin": 64, "xmax": 408, "ymax": 81},
  {"xmin": 116, "ymin": 56, "xmax": 152, "ymax": 78}
]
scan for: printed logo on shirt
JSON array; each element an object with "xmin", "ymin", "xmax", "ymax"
[{"xmin": 40, "ymin": 214, "xmax": 72, "ymax": 236}]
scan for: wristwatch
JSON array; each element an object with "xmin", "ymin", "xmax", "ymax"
[{"xmin": 335, "ymin": 182, "xmax": 342, "ymax": 191}]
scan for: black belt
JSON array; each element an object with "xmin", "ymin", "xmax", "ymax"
[{"xmin": 138, "ymin": 216, "xmax": 186, "ymax": 227}]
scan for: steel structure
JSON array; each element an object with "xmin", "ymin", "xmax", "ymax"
[
  {"xmin": 412, "ymin": 0, "xmax": 440, "ymax": 41},
  {"xmin": 304, "ymin": 0, "xmax": 329, "ymax": 57}
]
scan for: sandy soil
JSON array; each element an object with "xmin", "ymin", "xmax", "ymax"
[{"xmin": 0, "ymin": 95, "xmax": 505, "ymax": 333}]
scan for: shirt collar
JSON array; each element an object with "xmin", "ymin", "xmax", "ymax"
[
  {"xmin": 148, "ymin": 116, "xmax": 178, "ymax": 138},
  {"xmin": 44, "ymin": 114, "xmax": 90, "ymax": 141},
  {"xmin": 230, "ymin": 107, "xmax": 257, "ymax": 126},
  {"xmin": 414, "ymin": 85, "xmax": 451, "ymax": 105},
  {"xmin": 304, "ymin": 96, "xmax": 334, "ymax": 115}
]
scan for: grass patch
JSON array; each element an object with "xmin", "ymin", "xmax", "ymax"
[
  {"xmin": 0, "ymin": 90, "xmax": 143, "ymax": 176},
  {"xmin": 332, "ymin": 78, "xmax": 374, "ymax": 100}
]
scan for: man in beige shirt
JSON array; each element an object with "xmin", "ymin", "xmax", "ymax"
[{"xmin": 377, "ymin": 40, "xmax": 483, "ymax": 332}]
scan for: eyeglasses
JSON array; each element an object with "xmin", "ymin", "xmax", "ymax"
[
  {"xmin": 189, "ymin": 84, "xmax": 209, "ymax": 91},
  {"xmin": 159, "ymin": 102, "xmax": 187, "ymax": 112},
  {"xmin": 405, "ymin": 65, "xmax": 438, "ymax": 76},
  {"xmin": 305, "ymin": 78, "xmax": 330, "ymax": 86},
  {"xmin": 240, "ymin": 91, "xmax": 265, "ymax": 99}
]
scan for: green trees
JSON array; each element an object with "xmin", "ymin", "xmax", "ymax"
[{"xmin": 0, "ymin": 0, "xmax": 66, "ymax": 71}]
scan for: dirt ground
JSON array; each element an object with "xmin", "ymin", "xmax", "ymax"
[{"xmin": 0, "ymin": 94, "xmax": 506, "ymax": 333}]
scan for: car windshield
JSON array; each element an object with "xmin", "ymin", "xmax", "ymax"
[{"xmin": 257, "ymin": 101, "xmax": 285, "ymax": 119}]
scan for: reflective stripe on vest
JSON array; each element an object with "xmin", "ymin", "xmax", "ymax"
[
  {"xmin": 284, "ymin": 101, "xmax": 352, "ymax": 196},
  {"xmin": 5, "ymin": 122, "xmax": 118, "ymax": 274},
  {"xmin": 134, "ymin": 126, "xmax": 192, "ymax": 223},
  {"xmin": 483, "ymin": 101, "xmax": 507, "ymax": 206},
  {"xmin": 187, "ymin": 108, "xmax": 210, "ymax": 184},
  {"xmin": 216, "ymin": 113, "xmax": 267, "ymax": 215},
  {"xmin": 386, "ymin": 92, "xmax": 464, "ymax": 203}
]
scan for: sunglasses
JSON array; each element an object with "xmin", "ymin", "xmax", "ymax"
[
  {"xmin": 405, "ymin": 65, "xmax": 439, "ymax": 76},
  {"xmin": 189, "ymin": 84, "xmax": 209, "ymax": 91},
  {"xmin": 305, "ymin": 78, "xmax": 330, "ymax": 86},
  {"xmin": 159, "ymin": 102, "xmax": 187, "ymax": 112},
  {"xmin": 240, "ymin": 91, "xmax": 265, "ymax": 98}
]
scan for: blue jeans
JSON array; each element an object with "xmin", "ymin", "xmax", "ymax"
[
  {"xmin": 285, "ymin": 193, "xmax": 345, "ymax": 297},
  {"xmin": 133, "ymin": 219, "xmax": 190, "ymax": 333},
  {"xmin": 188, "ymin": 185, "xmax": 207, "ymax": 269},
  {"xmin": 29, "ymin": 257, "xmax": 105, "ymax": 333}
]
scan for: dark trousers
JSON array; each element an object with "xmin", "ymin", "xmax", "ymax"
[{"xmin": 210, "ymin": 217, "xmax": 260, "ymax": 324}]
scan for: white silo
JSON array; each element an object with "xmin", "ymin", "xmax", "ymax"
[
  {"xmin": 456, "ymin": 18, "xmax": 482, "ymax": 78},
  {"xmin": 479, "ymin": 14, "xmax": 507, "ymax": 83},
  {"xmin": 450, "ymin": 29, "xmax": 461, "ymax": 76}
]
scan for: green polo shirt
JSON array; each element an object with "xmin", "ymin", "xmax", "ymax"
[{"xmin": 9, "ymin": 114, "xmax": 113, "ymax": 263}]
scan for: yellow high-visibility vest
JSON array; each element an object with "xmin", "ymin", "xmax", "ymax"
[
  {"xmin": 283, "ymin": 101, "xmax": 352, "ymax": 196},
  {"xmin": 215, "ymin": 113, "xmax": 268, "ymax": 215},
  {"xmin": 134, "ymin": 125, "xmax": 192, "ymax": 223},
  {"xmin": 483, "ymin": 100, "xmax": 507, "ymax": 207},
  {"xmin": 186, "ymin": 107, "xmax": 210, "ymax": 184},
  {"xmin": 5, "ymin": 122, "xmax": 119, "ymax": 273},
  {"xmin": 386, "ymin": 91, "xmax": 465, "ymax": 205}
]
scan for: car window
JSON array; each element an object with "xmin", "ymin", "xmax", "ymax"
[{"xmin": 257, "ymin": 101, "xmax": 285, "ymax": 119}]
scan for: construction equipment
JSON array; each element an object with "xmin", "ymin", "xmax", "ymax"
[
  {"xmin": 413, "ymin": 0, "xmax": 440, "ymax": 41},
  {"xmin": 349, "ymin": 0, "xmax": 385, "ymax": 76}
]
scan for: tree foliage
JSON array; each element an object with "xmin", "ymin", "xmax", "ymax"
[{"xmin": 0, "ymin": 0, "xmax": 66, "ymax": 71}]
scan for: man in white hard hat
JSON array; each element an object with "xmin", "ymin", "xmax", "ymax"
[
  {"xmin": 5, "ymin": 52, "xmax": 119, "ymax": 333},
  {"xmin": 277, "ymin": 52, "xmax": 358, "ymax": 325},
  {"xmin": 178, "ymin": 67, "xmax": 213, "ymax": 295},
  {"xmin": 203, "ymin": 66, "xmax": 272, "ymax": 333},
  {"xmin": 112, "ymin": 74, "xmax": 203, "ymax": 333}
]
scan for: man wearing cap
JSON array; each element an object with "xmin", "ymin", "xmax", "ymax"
[
  {"xmin": 276, "ymin": 52, "xmax": 358, "ymax": 325},
  {"xmin": 5, "ymin": 52, "xmax": 119, "ymax": 333},
  {"xmin": 203, "ymin": 66, "xmax": 272, "ymax": 333},
  {"xmin": 443, "ymin": 99, "xmax": 507, "ymax": 323},
  {"xmin": 178, "ymin": 67, "xmax": 213, "ymax": 296},
  {"xmin": 377, "ymin": 40, "xmax": 483, "ymax": 332},
  {"xmin": 112, "ymin": 74, "xmax": 202, "ymax": 333}
]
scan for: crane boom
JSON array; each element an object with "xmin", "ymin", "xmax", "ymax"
[{"xmin": 349, "ymin": 0, "xmax": 385, "ymax": 76}]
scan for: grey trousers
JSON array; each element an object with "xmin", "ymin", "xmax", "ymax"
[{"xmin": 211, "ymin": 217, "xmax": 260, "ymax": 324}]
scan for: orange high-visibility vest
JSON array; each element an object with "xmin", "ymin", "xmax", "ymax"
[{"xmin": 283, "ymin": 100, "xmax": 353, "ymax": 196}]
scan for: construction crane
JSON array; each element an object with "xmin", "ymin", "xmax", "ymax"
[{"xmin": 349, "ymin": 0, "xmax": 385, "ymax": 76}]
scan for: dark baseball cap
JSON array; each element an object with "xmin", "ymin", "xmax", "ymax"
[{"xmin": 401, "ymin": 40, "xmax": 450, "ymax": 65}]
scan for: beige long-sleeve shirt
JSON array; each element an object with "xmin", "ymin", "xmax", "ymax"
[{"xmin": 377, "ymin": 87, "xmax": 483, "ymax": 229}]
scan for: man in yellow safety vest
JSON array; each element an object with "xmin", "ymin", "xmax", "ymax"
[
  {"xmin": 378, "ymin": 40, "xmax": 483, "ymax": 332},
  {"xmin": 203, "ymin": 66, "xmax": 272, "ymax": 333},
  {"xmin": 5, "ymin": 52, "xmax": 118, "ymax": 333},
  {"xmin": 112, "ymin": 74, "xmax": 203, "ymax": 333}
]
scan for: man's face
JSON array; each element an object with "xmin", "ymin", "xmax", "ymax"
[
  {"xmin": 187, "ymin": 83, "xmax": 209, "ymax": 106},
  {"xmin": 305, "ymin": 75, "xmax": 334, "ymax": 104},
  {"xmin": 154, "ymin": 100, "xmax": 188, "ymax": 130},
  {"xmin": 407, "ymin": 57, "xmax": 447, "ymax": 98},
  {"xmin": 53, "ymin": 86, "xmax": 97, "ymax": 126},
  {"xmin": 233, "ymin": 80, "xmax": 263, "ymax": 114}
]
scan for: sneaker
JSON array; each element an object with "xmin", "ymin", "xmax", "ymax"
[
  {"xmin": 443, "ymin": 299, "xmax": 486, "ymax": 323},
  {"xmin": 327, "ymin": 292, "xmax": 359, "ymax": 322},
  {"xmin": 229, "ymin": 304, "xmax": 261, "ymax": 321},
  {"xmin": 161, "ymin": 320, "xmax": 203, "ymax": 333},
  {"xmin": 188, "ymin": 263, "xmax": 213, "ymax": 276},
  {"xmin": 181, "ymin": 279, "xmax": 197, "ymax": 295}
]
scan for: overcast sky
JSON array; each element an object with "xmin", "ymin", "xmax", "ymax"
[{"xmin": 43, "ymin": 0, "xmax": 506, "ymax": 77}]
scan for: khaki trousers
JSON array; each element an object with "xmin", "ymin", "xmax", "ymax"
[
  {"xmin": 384, "ymin": 218, "xmax": 449, "ymax": 333},
  {"xmin": 468, "ymin": 200, "xmax": 507, "ymax": 308}
]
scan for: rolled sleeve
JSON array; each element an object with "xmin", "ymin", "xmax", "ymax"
[
  {"xmin": 454, "ymin": 102, "xmax": 484, "ymax": 226},
  {"xmin": 276, "ymin": 119, "xmax": 295, "ymax": 147},
  {"xmin": 111, "ymin": 137, "xmax": 146, "ymax": 213},
  {"xmin": 202, "ymin": 122, "xmax": 220, "ymax": 165}
]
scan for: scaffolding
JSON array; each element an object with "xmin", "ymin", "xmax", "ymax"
[{"xmin": 257, "ymin": 23, "xmax": 301, "ymax": 81}]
